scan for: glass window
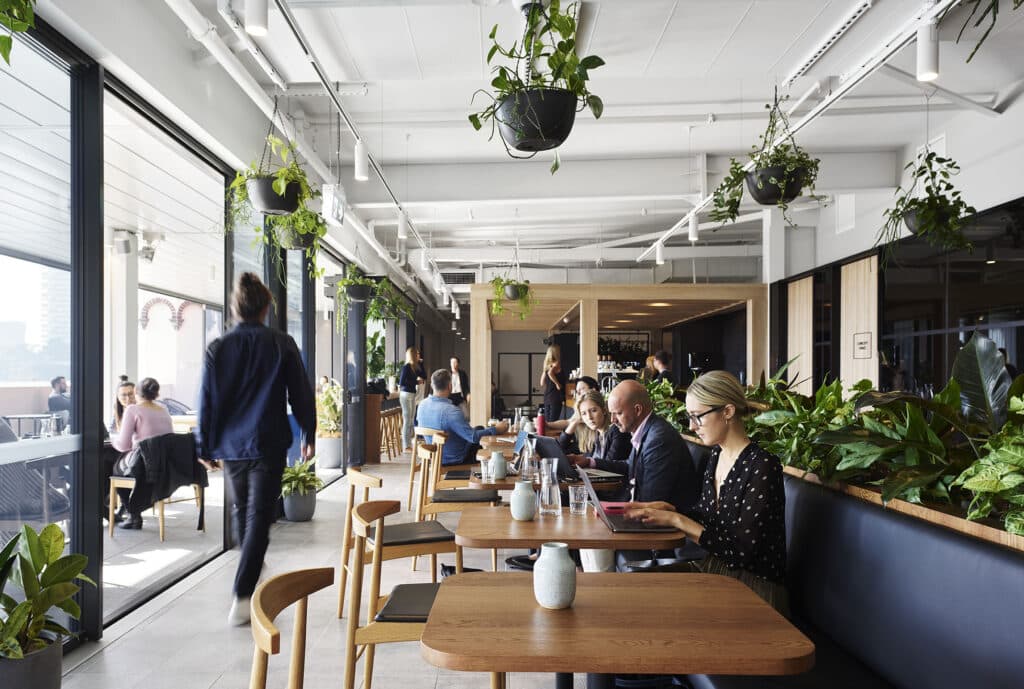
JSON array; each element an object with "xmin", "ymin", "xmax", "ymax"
[
  {"xmin": 286, "ymin": 249, "xmax": 303, "ymax": 349},
  {"xmin": 315, "ymin": 255, "xmax": 344, "ymax": 383}
]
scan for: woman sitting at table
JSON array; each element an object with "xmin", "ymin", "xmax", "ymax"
[
  {"xmin": 109, "ymin": 375, "xmax": 136, "ymax": 433},
  {"xmin": 626, "ymin": 370, "xmax": 788, "ymax": 615},
  {"xmin": 560, "ymin": 389, "xmax": 631, "ymax": 471},
  {"xmin": 110, "ymin": 376, "xmax": 174, "ymax": 530}
]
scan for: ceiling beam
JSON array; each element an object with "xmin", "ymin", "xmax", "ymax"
[
  {"xmin": 413, "ymin": 245, "xmax": 762, "ymax": 265},
  {"xmin": 878, "ymin": 65, "xmax": 1002, "ymax": 118}
]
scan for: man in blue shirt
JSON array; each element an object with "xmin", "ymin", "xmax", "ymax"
[{"xmin": 416, "ymin": 369, "xmax": 508, "ymax": 465}]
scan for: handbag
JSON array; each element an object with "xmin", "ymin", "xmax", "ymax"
[{"xmin": 114, "ymin": 446, "xmax": 142, "ymax": 477}]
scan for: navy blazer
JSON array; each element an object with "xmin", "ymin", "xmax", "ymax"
[{"xmin": 596, "ymin": 412, "xmax": 698, "ymax": 513}]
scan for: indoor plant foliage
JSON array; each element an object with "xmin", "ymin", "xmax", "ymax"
[
  {"xmin": 949, "ymin": 0, "xmax": 1023, "ymax": 63},
  {"xmin": 876, "ymin": 150, "xmax": 976, "ymax": 265},
  {"xmin": 1, "ymin": 523, "xmax": 94, "ymax": 660},
  {"xmin": 468, "ymin": 0, "xmax": 605, "ymax": 174},
  {"xmin": 710, "ymin": 94, "xmax": 821, "ymax": 225},
  {"xmin": 489, "ymin": 275, "xmax": 534, "ymax": 320},
  {"xmin": 0, "ymin": 0, "xmax": 36, "ymax": 65},
  {"xmin": 228, "ymin": 134, "xmax": 327, "ymax": 276},
  {"xmin": 366, "ymin": 331, "xmax": 386, "ymax": 380},
  {"xmin": 281, "ymin": 459, "xmax": 324, "ymax": 522},
  {"xmin": 334, "ymin": 265, "xmax": 414, "ymax": 331},
  {"xmin": 316, "ymin": 379, "xmax": 343, "ymax": 469}
]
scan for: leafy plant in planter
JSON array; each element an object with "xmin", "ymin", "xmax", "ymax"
[
  {"xmin": 644, "ymin": 378, "xmax": 687, "ymax": 434},
  {"xmin": 876, "ymin": 150, "xmax": 976, "ymax": 266},
  {"xmin": 316, "ymin": 379, "xmax": 343, "ymax": 469},
  {"xmin": 333, "ymin": 265, "xmax": 415, "ymax": 331},
  {"xmin": 469, "ymin": 0, "xmax": 605, "ymax": 174},
  {"xmin": 0, "ymin": 0, "xmax": 35, "ymax": 65},
  {"xmin": 1, "ymin": 522, "xmax": 94, "ymax": 688},
  {"xmin": 366, "ymin": 331, "xmax": 386, "ymax": 380},
  {"xmin": 489, "ymin": 275, "xmax": 534, "ymax": 321},
  {"xmin": 709, "ymin": 93, "xmax": 821, "ymax": 225},
  {"xmin": 281, "ymin": 459, "xmax": 324, "ymax": 522},
  {"xmin": 228, "ymin": 134, "xmax": 326, "ymax": 278}
]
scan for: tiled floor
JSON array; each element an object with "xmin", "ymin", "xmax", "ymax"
[{"xmin": 65, "ymin": 456, "xmax": 579, "ymax": 689}]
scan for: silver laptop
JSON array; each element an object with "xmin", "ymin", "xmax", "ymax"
[
  {"xmin": 575, "ymin": 467, "xmax": 677, "ymax": 533},
  {"xmin": 530, "ymin": 434, "xmax": 623, "ymax": 482}
]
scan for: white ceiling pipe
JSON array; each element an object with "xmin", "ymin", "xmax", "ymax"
[{"xmin": 217, "ymin": 0, "xmax": 286, "ymax": 90}]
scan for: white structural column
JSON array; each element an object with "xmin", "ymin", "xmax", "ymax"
[
  {"xmin": 579, "ymin": 299, "xmax": 598, "ymax": 379},
  {"xmin": 108, "ymin": 235, "xmax": 139, "ymax": 395},
  {"xmin": 761, "ymin": 207, "xmax": 787, "ymax": 284},
  {"xmin": 469, "ymin": 289, "xmax": 491, "ymax": 426}
]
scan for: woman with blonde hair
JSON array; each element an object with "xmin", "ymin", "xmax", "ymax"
[
  {"xmin": 538, "ymin": 344, "xmax": 567, "ymax": 421},
  {"xmin": 397, "ymin": 346, "xmax": 426, "ymax": 451},
  {"xmin": 626, "ymin": 370, "xmax": 788, "ymax": 615},
  {"xmin": 560, "ymin": 389, "xmax": 631, "ymax": 467}
]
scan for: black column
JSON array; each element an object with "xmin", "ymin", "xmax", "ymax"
[
  {"xmin": 300, "ymin": 251, "xmax": 316, "ymax": 386},
  {"xmin": 344, "ymin": 285, "xmax": 370, "ymax": 468},
  {"xmin": 70, "ymin": 61, "xmax": 104, "ymax": 642}
]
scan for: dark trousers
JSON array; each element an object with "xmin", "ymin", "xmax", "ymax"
[
  {"xmin": 116, "ymin": 483, "xmax": 152, "ymax": 517},
  {"xmin": 224, "ymin": 457, "xmax": 285, "ymax": 598},
  {"xmin": 545, "ymin": 399, "xmax": 564, "ymax": 422}
]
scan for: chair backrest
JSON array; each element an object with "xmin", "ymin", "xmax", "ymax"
[
  {"xmin": 343, "ymin": 468, "xmax": 383, "ymax": 546},
  {"xmin": 348, "ymin": 500, "xmax": 402, "ymax": 628},
  {"xmin": 250, "ymin": 567, "xmax": 334, "ymax": 689}
]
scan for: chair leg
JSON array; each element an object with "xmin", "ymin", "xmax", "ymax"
[
  {"xmin": 337, "ymin": 527, "xmax": 352, "ymax": 618},
  {"xmin": 491, "ymin": 672, "xmax": 506, "ymax": 689},
  {"xmin": 158, "ymin": 500, "xmax": 165, "ymax": 542},
  {"xmin": 193, "ymin": 484, "xmax": 201, "ymax": 507},
  {"xmin": 363, "ymin": 643, "xmax": 376, "ymax": 689},
  {"xmin": 430, "ymin": 554, "xmax": 437, "ymax": 583},
  {"xmin": 108, "ymin": 483, "xmax": 117, "ymax": 538},
  {"xmin": 492, "ymin": 548, "xmax": 498, "ymax": 572},
  {"xmin": 455, "ymin": 545, "xmax": 464, "ymax": 573}
]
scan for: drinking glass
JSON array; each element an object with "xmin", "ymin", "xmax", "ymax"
[
  {"xmin": 479, "ymin": 458, "xmax": 494, "ymax": 484},
  {"xmin": 568, "ymin": 484, "xmax": 588, "ymax": 515}
]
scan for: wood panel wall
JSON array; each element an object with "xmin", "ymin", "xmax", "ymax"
[
  {"xmin": 840, "ymin": 255, "xmax": 879, "ymax": 388},
  {"xmin": 786, "ymin": 276, "xmax": 814, "ymax": 395}
]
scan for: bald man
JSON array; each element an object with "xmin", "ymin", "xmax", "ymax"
[{"xmin": 603, "ymin": 379, "xmax": 698, "ymax": 513}]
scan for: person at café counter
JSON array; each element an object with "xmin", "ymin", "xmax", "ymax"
[
  {"xmin": 448, "ymin": 356, "xmax": 470, "ymax": 419},
  {"xmin": 416, "ymin": 368, "xmax": 508, "ymax": 465},
  {"xmin": 626, "ymin": 370, "xmax": 788, "ymax": 615},
  {"xmin": 652, "ymin": 350, "xmax": 673, "ymax": 384},
  {"xmin": 572, "ymin": 379, "xmax": 697, "ymax": 513},
  {"xmin": 538, "ymin": 344, "xmax": 567, "ymax": 421}
]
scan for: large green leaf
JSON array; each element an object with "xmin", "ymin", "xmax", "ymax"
[
  {"xmin": 0, "ymin": 533, "xmax": 19, "ymax": 602},
  {"xmin": 32, "ymin": 582, "xmax": 78, "ymax": 616},
  {"xmin": 952, "ymin": 332, "xmax": 1012, "ymax": 433},
  {"xmin": 881, "ymin": 465, "xmax": 951, "ymax": 503},
  {"xmin": 38, "ymin": 523, "xmax": 64, "ymax": 566},
  {"xmin": 2, "ymin": 600, "xmax": 31, "ymax": 640},
  {"xmin": 19, "ymin": 524, "xmax": 44, "ymax": 573},
  {"xmin": 17, "ymin": 554, "xmax": 38, "ymax": 598},
  {"xmin": 1005, "ymin": 510, "xmax": 1024, "ymax": 536},
  {"xmin": 40, "ymin": 554, "xmax": 87, "ymax": 589}
]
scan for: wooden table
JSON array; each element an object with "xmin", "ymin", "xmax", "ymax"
[
  {"xmin": 468, "ymin": 475, "xmax": 622, "ymax": 493},
  {"xmin": 422, "ymin": 572, "xmax": 814, "ymax": 677},
  {"xmin": 455, "ymin": 506, "xmax": 685, "ymax": 550}
]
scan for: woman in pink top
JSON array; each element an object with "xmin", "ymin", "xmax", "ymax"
[{"xmin": 112, "ymin": 377, "xmax": 173, "ymax": 529}]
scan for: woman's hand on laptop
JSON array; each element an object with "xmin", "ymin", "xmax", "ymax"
[
  {"xmin": 625, "ymin": 500, "xmax": 675, "ymax": 513},
  {"xmin": 567, "ymin": 453, "xmax": 590, "ymax": 467}
]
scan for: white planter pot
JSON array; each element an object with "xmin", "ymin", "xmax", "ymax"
[
  {"xmin": 316, "ymin": 435, "xmax": 343, "ymax": 469},
  {"xmin": 510, "ymin": 481, "xmax": 537, "ymax": 521},
  {"xmin": 533, "ymin": 541, "xmax": 576, "ymax": 609}
]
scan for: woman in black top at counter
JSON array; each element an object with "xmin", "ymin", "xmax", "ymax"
[
  {"xmin": 538, "ymin": 344, "xmax": 567, "ymax": 421},
  {"xmin": 397, "ymin": 346, "xmax": 426, "ymax": 451},
  {"xmin": 626, "ymin": 370, "xmax": 788, "ymax": 615}
]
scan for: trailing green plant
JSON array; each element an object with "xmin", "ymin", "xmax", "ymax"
[
  {"xmin": 366, "ymin": 331, "xmax": 386, "ymax": 380},
  {"xmin": 709, "ymin": 93, "xmax": 821, "ymax": 225},
  {"xmin": 228, "ymin": 134, "xmax": 326, "ymax": 279},
  {"xmin": 644, "ymin": 377, "xmax": 687, "ymax": 434},
  {"xmin": 468, "ymin": 0, "xmax": 605, "ymax": 173},
  {"xmin": 333, "ymin": 265, "xmax": 415, "ymax": 332},
  {"xmin": 281, "ymin": 459, "xmax": 324, "ymax": 498},
  {"xmin": 948, "ymin": 0, "xmax": 1023, "ymax": 63},
  {"xmin": 0, "ymin": 0, "xmax": 35, "ymax": 65},
  {"xmin": 489, "ymin": 275, "xmax": 534, "ymax": 320},
  {"xmin": 876, "ymin": 150, "xmax": 976, "ymax": 266},
  {"xmin": 0, "ymin": 523, "xmax": 95, "ymax": 659},
  {"xmin": 316, "ymin": 379, "xmax": 343, "ymax": 436}
]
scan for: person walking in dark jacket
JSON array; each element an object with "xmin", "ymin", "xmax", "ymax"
[{"xmin": 198, "ymin": 272, "xmax": 316, "ymax": 626}]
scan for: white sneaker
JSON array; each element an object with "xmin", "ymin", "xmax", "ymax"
[{"xmin": 228, "ymin": 597, "xmax": 251, "ymax": 626}]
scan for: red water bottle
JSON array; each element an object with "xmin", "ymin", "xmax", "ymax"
[{"xmin": 536, "ymin": 406, "xmax": 546, "ymax": 436}]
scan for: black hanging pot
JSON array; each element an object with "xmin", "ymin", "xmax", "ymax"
[
  {"xmin": 246, "ymin": 176, "xmax": 300, "ymax": 216},
  {"xmin": 745, "ymin": 166, "xmax": 807, "ymax": 206},
  {"xmin": 346, "ymin": 284, "xmax": 372, "ymax": 301},
  {"xmin": 902, "ymin": 208, "xmax": 952, "ymax": 235},
  {"xmin": 496, "ymin": 88, "xmax": 578, "ymax": 152},
  {"xmin": 276, "ymin": 225, "xmax": 317, "ymax": 250},
  {"xmin": 504, "ymin": 283, "xmax": 526, "ymax": 300}
]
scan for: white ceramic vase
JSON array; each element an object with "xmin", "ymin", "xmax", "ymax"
[
  {"xmin": 510, "ymin": 480, "xmax": 537, "ymax": 521},
  {"xmin": 491, "ymin": 450, "xmax": 507, "ymax": 479},
  {"xmin": 533, "ymin": 541, "xmax": 576, "ymax": 609}
]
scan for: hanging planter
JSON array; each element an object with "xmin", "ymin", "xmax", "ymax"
[
  {"xmin": 504, "ymin": 282, "xmax": 528, "ymax": 300},
  {"xmin": 469, "ymin": 1, "xmax": 605, "ymax": 174},
  {"xmin": 489, "ymin": 240, "xmax": 534, "ymax": 321},
  {"xmin": 709, "ymin": 90, "xmax": 821, "ymax": 226},
  {"xmin": 246, "ymin": 176, "xmax": 300, "ymax": 216},
  {"xmin": 496, "ymin": 88, "xmax": 578, "ymax": 152}
]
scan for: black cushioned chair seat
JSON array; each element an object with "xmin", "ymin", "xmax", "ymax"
[
  {"xmin": 688, "ymin": 621, "xmax": 893, "ymax": 689},
  {"xmin": 443, "ymin": 470, "xmax": 471, "ymax": 480},
  {"xmin": 367, "ymin": 520, "xmax": 454, "ymax": 547},
  {"xmin": 373, "ymin": 583, "xmax": 439, "ymax": 623},
  {"xmin": 431, "ymin": 488, "xmax": 498, "ymax": 503}
]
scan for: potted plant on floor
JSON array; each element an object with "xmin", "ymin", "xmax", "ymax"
[
  {"xmin": 710, "ymin": 91, "xmax": 821, "ymax": 225},
  {"xmin": 469, "ymin": 0, "xmax": 605, "ymax": 174},
  {"xmin": 0, "ymin": 523, "xmax": 95, "ymax": 689},
  {"xmin": 281, "ymin": 459, "xmax": 324, "ymax": 522},
  {"xmin": 316, "ymin": 379, "xmax": 343, "ymax": 469},
  {"xmin": 876, "ymin": 150, "xmax": 976, "ymax": 266}
]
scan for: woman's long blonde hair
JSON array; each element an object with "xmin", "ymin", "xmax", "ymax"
[
  {"xmin": 574, "ymin": 389, "xmax": 611, "ymax": 453},
  {"xmin": 405, "ymin": 346, "xmax": 419, "ymax": 365},
  {"xmin": 543, "ymin": 344, "xmax": 561, "ymax": 371}
]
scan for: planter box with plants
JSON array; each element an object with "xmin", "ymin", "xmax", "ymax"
[
  {"xmin": 281, "ymin": 459, "xmax": 324, "ymax": 522},
  {"xmin": 709, "ymin": 91, "xmax": 821, "ymax": 226},
  {"xmin": 316, "ymin": 379, "xmax": 343, "ymax": 469},
  {"xmin": 1, "ymin": 523, "xmax": 95, "ymax": 689},
  {"xmin": 469, "ymin": 0, "xmax": 605, "ymax": 174}
]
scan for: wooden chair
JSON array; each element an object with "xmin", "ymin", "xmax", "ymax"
[
  {"xmin": 337, "ymin": 467, "xmax": 461, "ymax": 618},
  {"xmin": 344, "ymin": 500, "xmax": 443, "ymax": 689},
  {"xmin": 249, "ymin": 567, "xmax": 334, "ymax": 689},
  {"xmin": 108, "ymin": 477, "xmax": 204, "ymax": 542},
  {"xmin": 414, "ymin": 438, "xmax": 500, "ymax": 572},
  {"xmin": 414, "ymin": 425, "xmax": 479, "ymax": 492}
]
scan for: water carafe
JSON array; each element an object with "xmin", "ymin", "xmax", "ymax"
[{"xmin": 538, "ymin": 457, "xmax": 562, "ymax": 516}]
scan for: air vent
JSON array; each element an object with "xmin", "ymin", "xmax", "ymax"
[
  {"xmin": 783, "ymin": 1, "xmax": 873, "ymax": 86},
  {"xmin": 441, "ymin": 272, "xmax": 476, "ymax": 285}
]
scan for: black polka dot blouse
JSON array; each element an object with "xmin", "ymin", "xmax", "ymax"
[{"xmin": 690, "ymin": 441, "xmax": 787, "ymax": 583}]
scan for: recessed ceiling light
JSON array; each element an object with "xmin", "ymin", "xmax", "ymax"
[
  {"xmin": 649, "ymin": 302, "xmax": 672, "ymax": 307},
  {"xmin": 627, "ymin": 312, "xmax": 652, "ymax": 316},
  {"xmin": 615, "ymin": 320, "xmax": 632, "ymax": 323}
]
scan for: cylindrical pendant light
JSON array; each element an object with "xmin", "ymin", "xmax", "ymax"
[
  {"xmin": 245, "ymin": 0, "xmax": 268, "ymax": 36},
  {"xmin": 916, "ymin": 20, "xmax": 939, "ymax": 82},
  {"xmin": 443, "ymin": 290, "xmax": 451, "ymax": 307},
  {"xmin": 688, "ymin": 214, "xmax": 699, "ymax": 243},
  {"xmin": 420, "ymin": 250, "xmax": 429, "ymax": 271},
  {"xmin": 451, "ymin": 321, "xmax": 457, "ymax": 331},
  {"xmin": 354, "ymin": 139, "xmax": 369, "ymax": 181},
  {"xmin": 433, "ymin": 271, "xmax": 442, "ymax": 294},
  {"xmin": 655, "ymin": 242, "xmax": 665, "ymax": 265},
  {"xmin": 397, "ymin": 210, "xmax": 409, "ymax": 240}
]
